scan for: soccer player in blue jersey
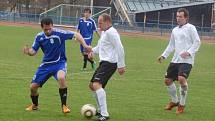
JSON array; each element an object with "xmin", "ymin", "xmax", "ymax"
[
  {"xmin": 23, "ymin": 17, "xmax": 91, "ymax": 113},
  {"xmin": 77, "ymin": 8, "xmax": 100, "ymax": 70}
]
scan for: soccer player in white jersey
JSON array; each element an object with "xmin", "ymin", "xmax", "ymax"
[
  {"xmin": 77, "ymin": 8, "xmax": 99, "ymax": 71},
  {"xmin": 157, "ymin": 8, "xmax": 201, "ymax": 114},
  {"xmin": 23, "ymin": 18, "xmax": 91, "ymax": 113},
  {"xmin": 88, "ymin": 13, "xmax": 125, "ymax": 121}
]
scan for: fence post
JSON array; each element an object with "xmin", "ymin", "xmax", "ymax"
[
  {"xmin": 60, "ymin": 5, "xmax": 63, "ymax": 25},
  {"xmin": 158, "ymin": 11, "xmax": 161, "ymax": 35},
  {"xmin": 171, "ymin": 12, "xmax": 174, "ymax": 29},
  {"xmin": 201, "ymin": 14, "xmax": 204, "ymax": 39}
]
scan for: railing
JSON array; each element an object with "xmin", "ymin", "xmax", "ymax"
[{"xmin": 0, "ymin": 11, "xmax": 215, "ymax": 40}]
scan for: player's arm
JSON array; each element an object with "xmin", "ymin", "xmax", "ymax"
[
  {"xmin": 109, "ymin": 32, "xmax": 126, "ymax": 75},
  {"xmin": 92, "ymin": 19, "xmax": 100, "ymax": 38},
  {"xmin": 186, "ymin": 26, "xmax": 201, "ymax": 57},
  {"xmin": 88, "ymin": 45, "xmax": 99, "ymax": 59},
  {"xmin": 157, "ymin": 32, "xmax": 175, "ymax": 63},
  {"xmin": 74, "ymin": 29, "xmax": 80, "ymax": 41},
  {"xmin": 74, "ymin": 32, "xmax": 92, "ymax": 52},
  {"xmin": 23, "ymin": 45, "xmax": 37, "ymax": 56}
]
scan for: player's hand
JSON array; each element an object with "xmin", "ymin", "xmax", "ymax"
[
  {"xmin": 118, "ymin": 67, "xmax": 125, "ymax": 75},
  {"xmin": 88, "ymin": 52, "xmax": 94, "ymax": 59},
  {"xmin": 180, "ymin": 52, "xmax": 190, "ymax": 59},
  {"xmin": 85, "ymin": 46, "xmax": 92, "ymax": 52},
  {"xmin": 157, "ymin": 56, "xmax": 165, "ymax": 63},
  {"xmin": 23, "ymin": 45, "xmax": 30, "ymax": 55}
]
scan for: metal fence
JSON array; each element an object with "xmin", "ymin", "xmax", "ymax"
[{"xmin": 1, "ymin": 11, "xmax": 215, "ymax": 40}]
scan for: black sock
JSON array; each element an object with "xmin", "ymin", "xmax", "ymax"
[
  {"xmin": 31, "ymin": 95, "xmax": 39, "ymax": 106},
  {"xmin": 83, "ymin": 55, "xmax": 88, "ymax": 68},
  {"xmin": 59, "ymin": 88, "xmax": 67, "ymax": 106},
  {"xmin": 87, "ymin": 57, "xmax": 94, "ymax": 64}
]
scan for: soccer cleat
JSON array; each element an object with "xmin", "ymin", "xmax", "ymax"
[
  {"xmin": 95, "ymin": 111, "xmax": 101, "ymax": 117},
  {"xmin": 25, "ymin": 104, "xmax": 38, "ymax": 111},
  {"xmin": 91, "ymin": 62, "xmax": 96, "ymax": 70},
  {"xmin": 164, "ymin": 102, "xmax": 179, "ymax": 110},
  {"xmin": 176, "ymin": 105, "xmax": 185, "ymax": 114},
  {"xmin": 62, "ymin": 105, "xmax": 70, "ymax": 113},
  {"xmin": 96, "ymin": 116, "xmax": 109, "ymax": 121}
]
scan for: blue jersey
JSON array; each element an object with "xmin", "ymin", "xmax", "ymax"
[
  {"xmin": 32, "ymin": 28, "xmax": 74, "ymax": 66},
  {"xmin": 77, "ymin": 17, "xmax": 97, "ymax": 41}
]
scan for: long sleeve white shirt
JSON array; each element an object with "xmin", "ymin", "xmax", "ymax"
[
  {"xmin": 162, "ymin": 23, "xmax": 201, "ymax": 65},
  {"xmin": 92, "ymin": 27, "xmax": 125, "ymax": 68}
]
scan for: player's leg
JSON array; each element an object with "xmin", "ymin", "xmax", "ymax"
[
  {"xmin": 164, "ymin": 63, "xmax": 179, "ymax": 110},
  {"xmin": 89, "ymin": 61, "xmax": 117, "ymax": 121},
  {"xmin": 89, "ymin": 68, "xmax": 101, "ymax": 115},
  {"xmin": 80, "ymin": 44, "xmax": 87, "ymax": 70},
  {"xmin": 26, "ymin": 83, "xmax": 40, "ymax": 111},
  {"xmin": 86, "ymin": 40, "xmax": 96, "ymax": 69},
  {"xmin": 54, "ymin": 63, "xmax": 70, "ymax": 113},
  {"xmin": 83, "ymin": 52, "xmax": 88, "ymax": 70},
  {"xmin": 176, "ymin": 63, "xmax": 192, "ymax": 114},
  {"xmin": 26, "ymin": 67, "xmax": 51, "ymax": 111}
]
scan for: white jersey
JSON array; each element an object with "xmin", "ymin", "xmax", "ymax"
[
  {"xmin": 162, "ymin": 23, "xmax": 201, "ymax": 65},
  {"xmin": 92, "ymin": 27, "xmax": 125, "ymax": 68}
]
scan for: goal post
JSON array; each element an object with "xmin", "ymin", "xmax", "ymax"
[{"xmin": 39, "ymin": 4, "xmax": 111, "ymax": 28}]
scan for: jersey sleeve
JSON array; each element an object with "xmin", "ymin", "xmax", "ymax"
[
  {"xmin": 108, "ymin": 32, "xmax": 125, "ymax": 68},
  {"xmin": 187, "ymin": 25, "xmax": 201, "ymax": 57},
  {"xmin": 32, "ymin": 35, "xmax": 40, "ymax": 52},
  {"xmin": 62, "ymin": 30, "xmax": 75, "ymax": 40},
  {"xmin": 161, "ymin": 31, "xmax": 175, "ymax": 58},
  {"xmin": 92, "ymin": 19, "xmax": 97, "ymax": 31}
]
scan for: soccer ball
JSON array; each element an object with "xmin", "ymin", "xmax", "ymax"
[{"xmin": 81, "ymin": 104, "xmax": 96, "ymax": 118}]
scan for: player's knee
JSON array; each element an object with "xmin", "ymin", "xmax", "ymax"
[
  {"xmin": 164, "ymin": 78, "xmax": 173, "ymax": 86},
  {"xmin": 178, "ymin": 76, "xmax": 186, "ymax": 85},
  {"xmin": 30, "ymin": 83, "xmax": 39, "ymax": 95},
  {"xmin": 58, "ymin": 76, "xmax": 65, "ymax": 82},
  {"xmin": 89, "ymin": 82, "xmax": 94, "ymax": 91},
  {"xmin": 30, "ymin": 83, "xmax": 39, "ymax": 89},
  {"xmin": 92, "ymin": 82, "xmax": 102, "ymax": 91},
  {"xmin": 57, "ymin": 70, "xmax": 66, "ymax": 81}
]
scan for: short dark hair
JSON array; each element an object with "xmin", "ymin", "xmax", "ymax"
[
  {"xmin": 40, "ymin": 17, "xmax": 53, "ymax": 27},
  {"xmin": 84, "ymin": 8, "xmax": 91, "ymax": 14},
  {"xmin": 100, "ymin": 13, "xmax": 112, "ymax": 23},
  {"xmin": 177, "ymin": 8, "xmax": 189, "ymax": 18}
]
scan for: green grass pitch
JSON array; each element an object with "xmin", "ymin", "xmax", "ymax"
[{"xmin": 0, "ymin": 25, "xmax": 215, "ymax": 121}]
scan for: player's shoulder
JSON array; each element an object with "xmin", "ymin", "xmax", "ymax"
[
  {"xmin": 186, "ymin": 23, "xmax": 196, "ymax": 29},
  {"xmin": 36, "ymin": 31, "xmax": 43, "ymax": 36},
  {"xmin": 53, "ymin": 28, "xmax": 74, "ymax": 34},
  {"xmin": 35, "ymin": 31, "xmax": 44, "ymax": 40},
  {"xmin": 106, "ymin": 27, "xmax": 119, "ymax": 36},
  {"xmin": 89, "ymin": 18, "xmax": 96, "ymax": 22},
  {"xmin": 79, "ymin": 18, "xmax": 84, "ymax": 22},
  {"xmin": 107, "ymin": 27, "xmax": 118, "ymax": 33}
]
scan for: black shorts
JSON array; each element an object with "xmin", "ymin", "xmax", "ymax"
[
  {"xmin": 90, "ymin": 61, "xmax": 117, "ymax": 88},
  {"xmin": 165, "ymin": 63, "xmax": 192, "ymax": 81}
]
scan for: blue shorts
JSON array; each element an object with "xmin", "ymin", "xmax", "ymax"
[
  {"xmin": 31, "ymin": 62, "xmax": 67, "ymax": 87},
  {"xmin": 80, "ymin": 39, "xmax": 92, "ymax": 53}
]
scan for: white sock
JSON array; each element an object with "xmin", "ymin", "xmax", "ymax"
[
  {"xmin": 167, "ymin": 83, "xmax": 178, "ymax": 103},
  {"xmin": 93, "ymin": 92, "xmax": 100, "ymax": 113},
  {"xmin": 96, "ymin": 88, "xmax": 109, "ymax": 117},
  {"xmin": 179, "ymin": 83, "xmax": 188, "ymax": 106}
]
